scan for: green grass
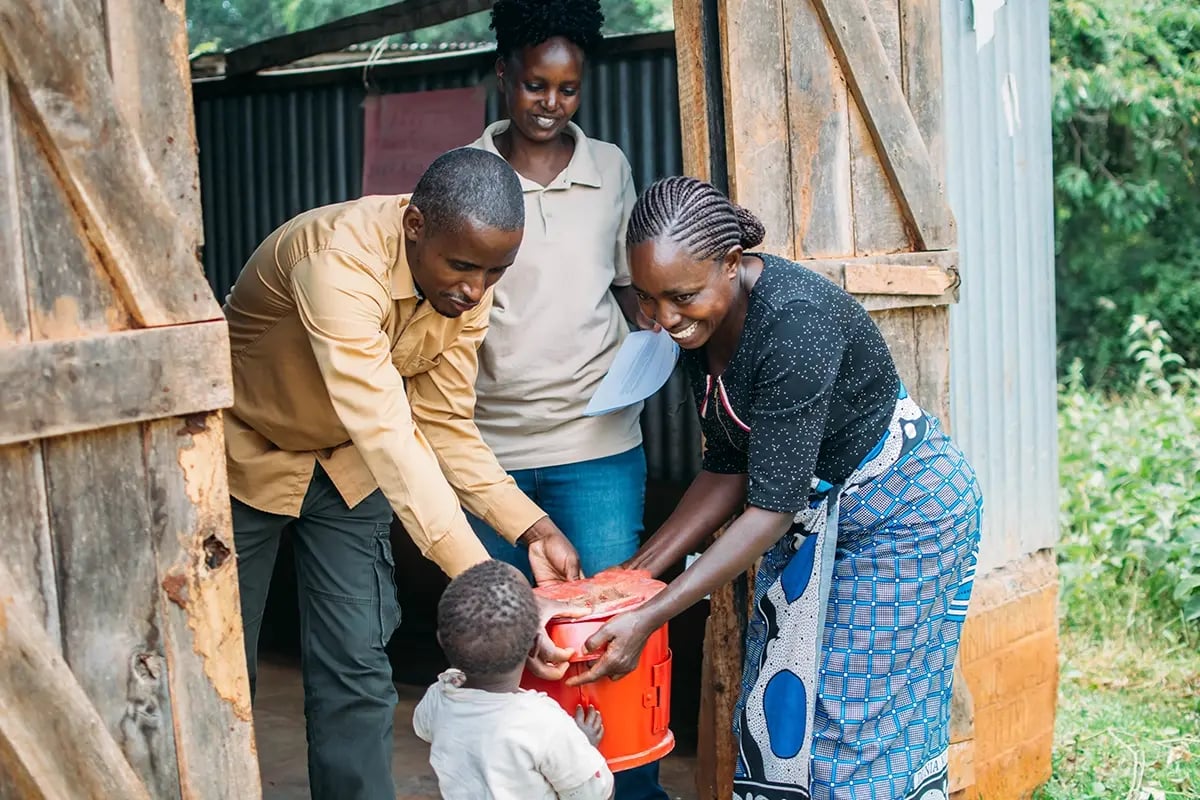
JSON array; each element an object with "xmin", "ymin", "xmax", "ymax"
[{"xmin": 1034, "ymin": 628, "xmax": 1200, "ymax": 800}]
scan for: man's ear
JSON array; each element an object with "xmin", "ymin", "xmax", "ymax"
[{"xmin": 403, "ymin": 204, "xmax": 425, "ymax": 243}]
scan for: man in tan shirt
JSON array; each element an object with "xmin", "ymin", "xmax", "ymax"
[{"xmin": 222, "ymin": 148, "xmax": 581, "ymax": 800}]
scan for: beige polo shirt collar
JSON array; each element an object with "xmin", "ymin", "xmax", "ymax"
[{"xmin": 477, "ymin": 120, "xmax": 604, "ymax": 191}]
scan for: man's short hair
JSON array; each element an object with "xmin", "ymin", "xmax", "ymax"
[
  {"xmin": 437, "ymin": 559, "xmax": 540, "ymax": 676},
  {"xmin": 411, "ymin": 148, "xmax": 524, "ymax": 234}
]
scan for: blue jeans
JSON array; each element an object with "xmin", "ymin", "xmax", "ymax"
[{"xmin": 469, "ymin": 445, "xmax": 667, "ymax": 800}]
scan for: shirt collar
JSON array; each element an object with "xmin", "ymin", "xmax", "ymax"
[
  {"xmin": 390, "ymin": 196, "xmax": 422, "ymax": 301},
  {"xmin": 476, "ymin": 120, "xmax": 604, "ymax": 190}
]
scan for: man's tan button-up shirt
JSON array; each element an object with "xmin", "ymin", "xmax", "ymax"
[{"xmin": 223, "ymin": 194, "xmax": 545, "ymax": 577}]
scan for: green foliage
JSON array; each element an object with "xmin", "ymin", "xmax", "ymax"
[
  {"xmin": 186, "ymin": 0, "xmax": 672, "ymax": 54},
  {"xmin": 1031, "ymin": 631, "xmax": 1199, "ymax": 800},
  {"xmin": 1051, "ymin": 0, "xmax": 1200, "ymax": 387},
  {"xmin": 1057, "ymin": 317, "xmax": 1200, "ymax": 641}
]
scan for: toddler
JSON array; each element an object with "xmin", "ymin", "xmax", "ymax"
[{"xmin": 414, "ymin": 560, "xmax": 614, "ymax": 799}]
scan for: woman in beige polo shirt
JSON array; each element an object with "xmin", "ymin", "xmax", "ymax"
[{"xmin": 467, "ymin": 2, "xmax": 665, "ymax": 798}]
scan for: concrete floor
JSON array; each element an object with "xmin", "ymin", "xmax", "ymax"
[{"xmin": 253, "ymin": 658, "xmax": 700, "ymax": 799}]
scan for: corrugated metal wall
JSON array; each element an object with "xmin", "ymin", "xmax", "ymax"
[
  {"xmin": 192, "ymin": 34, "xmax": 703, "ymax": 483},
  {"xmin": 942, "ymin": 1, "xmax": 1059, "ymax": 573}
]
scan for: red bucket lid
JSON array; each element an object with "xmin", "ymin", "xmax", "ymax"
[{"xmin": 533, "ymin": 569, "xmax": 666, "ymax": 622}]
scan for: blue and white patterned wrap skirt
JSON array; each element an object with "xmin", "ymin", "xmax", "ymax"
[{"xmin": 732, "ymin": 387, "xmax": 983, "ymax": 800}]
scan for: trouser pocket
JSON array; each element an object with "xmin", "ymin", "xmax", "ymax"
[{"xmin": 373, "ymin": 523, "xmax": 402, "ymax": 648}]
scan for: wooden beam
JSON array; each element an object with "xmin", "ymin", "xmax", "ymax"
[
  {"xmin": 224, "ymin": 0, "xmax": 493, "ymax": 76},
  {"xmin": 0, "ymin": 0, "xmax": 223, "ymax": 327},
  {"xmin": 844, "ymin": 263, "xmax": 956, "ymax": 296},
  {"xmin": 812, "ymin": 0, "xmax": 956, "ymax": 250},
  {"xmin": 0, "ymin": 321, "xmax": 233, "ymax": 445},
  {"xmin": 673, "ymin": 0, "xmax": 727, "ymax": 188},
  {"xmin": 0, "ymin": 559, "xmax": 153, "ymax": 800}
]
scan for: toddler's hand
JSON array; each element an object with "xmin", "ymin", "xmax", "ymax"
[{"xmin": 574, "ymin": 704, "xmax": 604, "ymax": 748}]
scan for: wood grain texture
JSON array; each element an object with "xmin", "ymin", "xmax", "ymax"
[
  {"xmin": 103, "ymin": 0, "xmax": 204, "ymax": 252},
  {"xmin": 0, "ymin": 0, "xmax": 222, "ymax": 327},
  {"xmin": 0, "ymin": 559, "xmax": 153, "ymax": 800},
  {"xmin": 695, "ymin": 543, "xmax": 746, "ymax": 800},
  {"xmin": 719, "ymin": 0, "xmax": 795, "ymax": 257},
  {"xmin": 224, "ymin": 0, "xmax": 493, "ymax": 76},
  {"xmin": 813, "ymin": 0, "xmax": 955, "ymax": 251},
  {"xmin": 43, "ymin": 425, "xmax": 183, "ymax": 798},
  {"xmin": 11, "ymin": 96, "xmax": 132, "ymax": 340},
  {"xmin": 0, "ymin": 321, "xmax": 233, "ymax": 445},
  {"xmin": 901, "ymin": 0, "xmax": 948, "ymax": 188},
  {"xmin": 870, "ymin": 306, "xmax": 951, "ymax": 428},
  {"xmin": 146, "ymin": 415, "xmax": 261, "ymax": 800},
  {"xmin": 674, "ymin": 0, "xmax": 726, "ymax": 186},
  {"xmin": 847, "ymin": 0, "xmax": 911, "ymax": 255},
  {"xmin": 783, "ymin": 0, "xmax": 853, "ymax": 258},
  {"xmin": 0, "ymin": 72, "xmax": 30, "ymax": 344},
  {"xmin": 0, "ymin": 71, "xmax": 60, "ymax": 647},
  {"xmin": 844, "ymin": 263, "xmax": 955, "ymax": 295}
]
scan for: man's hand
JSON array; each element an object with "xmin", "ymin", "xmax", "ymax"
[
  {"xmin": 519, "ymin": 516, "xmax": 582, "ymax": 586},
  {"xmin": 526, "ymin": 596, "xmax": 590, "ymax": 680}
]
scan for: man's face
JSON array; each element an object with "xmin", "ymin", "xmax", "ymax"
[{"xmin": 403, "ymin": 207, "xmax": 522, "ymax": 318}]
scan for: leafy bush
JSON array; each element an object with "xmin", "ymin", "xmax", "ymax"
[
  {"xmin": 1051, "ymin": 0, "xmax": 1200, "ymax": 388},
  {"xmin": 1058, "ymin": 317, "xmax": 1200, "ymax": 641}
]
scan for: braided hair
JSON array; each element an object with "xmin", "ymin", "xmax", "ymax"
[
  {"xmin": 437, "ymin": 560, "xmax": 539, "ymax": 676},
  {"xmin": 490, "ymin": 0, "xmax": 605, "ymax": 59},
  {"xmin": 627, "ymin": 176, "xmax": 767, "ymax": 261}
]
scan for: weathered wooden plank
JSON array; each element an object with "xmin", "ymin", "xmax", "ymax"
[
  {"xmin": 813, "ymin": 0, "xmax": 956, "ymax": 251},
  {"xmin": 694, "ymin": 558, "xmax": 745, "ymax": 799},
  {"xmin": 224, "ymin": 0, "xmax": 493, "ymax": 76},
  {"xmin": 799, "ymin": 248, "xmax": 959, "ymax": 288},
  {"xmin": 871, "ymin": 306, "xmax": 951, "ymax": 428},
  {"xmin": 0, "ymin": 443, "xmax": 59, "ymax": 647},
  {"xmin": 0, "ymin": 0, "xmax": 222, "ymax": 327},
  {"xmin": 44, "ymin": 426, "xmax": 183, "ymax": 799},
  {"xmin": 844, "ymin": 263, "xmax": 956, "ymax": 295},
  {"xmin": 847, "ymin": 0, "xmax": 911, "ymax": 255},
  {"xmin": 783, "ymin": 0, "xmax": 853, "ymax": 258},
  {"xmin": 0, "ymin": 72, "xmax": 30, "ymax": 344},
  {"xmin": 901, "ymin": 0, "xmax": 947, "ymax": 187},
  {"xmin": 718, "ymin": 0, "xmax": 794, "ymax": 257},
  {"xmin": 673, "ymin": 0, "xmax": 727, "ymax": 187},
  {"xmin": 0, "ymin": 71, "xmax": 60, "ymax": 646},
  {"xmin": 11, "ymin": 95, "xmax": 133, "ymax": 340},
  {"xmin": 103, "ymin": 0, "xmax": 203, "ymax": 251},
  {"xmin": 0, "ymin": 321, "xmax": 234, "ymax": 445},
  {"xmin": 146, "ymin": 415, "xmax": 261, "ymax": 800},
  {"xmin": 0, "ymin": 559, "xmax": 153, "ymax": 800}
]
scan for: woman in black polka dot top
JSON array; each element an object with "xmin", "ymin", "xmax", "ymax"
[{"xmin": 568, "ymin": 177, "xmax": 984, "ymax": 800}]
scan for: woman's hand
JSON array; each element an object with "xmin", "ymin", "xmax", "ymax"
[{"xmin": 564, "ymin": 609, "xmax": 651, "ymax": 686}]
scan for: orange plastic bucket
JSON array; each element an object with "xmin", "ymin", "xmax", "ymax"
[{"xmin": 520, "ymin": 570, "xmax": 675, "ymax": 771}]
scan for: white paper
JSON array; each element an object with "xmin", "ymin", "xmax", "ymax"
[
  {"xmin": 973, "ymin": 0, "xmax": 1006, "ymax": 51},
  {"xmin": 584, "ymin": 329, "xmax": 680, "ymax": 417}
]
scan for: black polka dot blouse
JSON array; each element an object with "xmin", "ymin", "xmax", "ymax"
[{"xmin": 680, "ymin": 253, "xmax": 900, "ymax": 514}]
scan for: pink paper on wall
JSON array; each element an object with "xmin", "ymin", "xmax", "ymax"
[{"xmin": 361, "ymin": 86, "xmax": 487, "ymax": 196}]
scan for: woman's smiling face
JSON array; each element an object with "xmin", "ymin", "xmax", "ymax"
[{"xmin": 629, "ymin": 237, "xmax": 741, "ymax": 350}]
